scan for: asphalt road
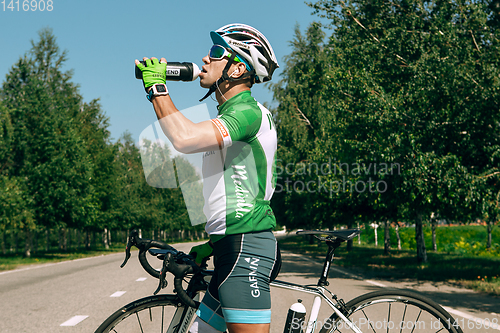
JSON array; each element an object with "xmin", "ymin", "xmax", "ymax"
[{"xmin": 0, "ymin": 240, "xmax": 499, "ymax": 333}]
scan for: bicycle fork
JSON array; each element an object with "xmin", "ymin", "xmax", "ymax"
[{"xmin": 167, "ymin": 294, "xmax": 200, "ymax": 333}]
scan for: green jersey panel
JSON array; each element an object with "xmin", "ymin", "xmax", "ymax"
[{"xmin": 203, "ymin": 91, "xmax": 277, "ymax": 239}]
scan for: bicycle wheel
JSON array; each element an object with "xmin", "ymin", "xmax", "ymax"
[
  {"xmin": 318, "ymin": 289, "xmax": 464, "ymax": 333},
  {"xmin": 94, "ymin": 294, "xmax": 198, "ymax": 333}
]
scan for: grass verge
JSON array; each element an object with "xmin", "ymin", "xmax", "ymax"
[
  {"xmin": 0, "ymin": 244, "xmax": 125, "ymax": 272},
  {"xmin": 0, "ymin": 238, "xmax": 209, "ymax": 272},
  {"xmin": 279, "ymin": 236, "xmax": 500, "ymax": 296}
]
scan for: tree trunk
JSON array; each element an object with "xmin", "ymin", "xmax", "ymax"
[
  {"xmin": 59, "ymin": 228, "xmax": 67, "ymax": 251},
  {"xmin": 346, "ymin": 220, "xmax": 354, "ymax": 251},
  {"xmin": 415, "ymin": 213, "xmax": 428, "ymax": 263},
  {"xmin": 103, "ymin": 228, "xmax": 109, "ymax": 249},
  {"xmin": 75, "ymin": 229, "xmax": 80, "ymax": 249},
  {"xmin": 384, "ymin": 220, "xmax": 391, "ymax": 255},
  {"xmin": 373, "ymin": 223, "xmax": 378, "ymax": 247},
  {"xmin": 395, "ymin": 223, "xmax": 402, "ymax": 250},
  {"xmin": 431, "ymin": 214, "xmax": 437, "ymax": 251},
  {"xmin": 357, "ymin": 222, "xmax": 361, "ymax": 245},
  {"xmin": 13, "ymin": 230, "xmax": 19, "ymax": 253},
  {"xmin": 67, "ymin": 228, "xmax": 71, "ymax": 250},
  {"xmin": 1, "ymin": 231, "xmax": 6, "ymax": 255},
  {"xmin": 85, "ymin": 229, "xmax": 91, "ymax": 250},
  {"xmin": 46, "ymin": 228, "xmax": 50, "ymax": 252},
  {"xmin": 487, "ymin": 219, "xmax": 493, "ymax": 249},
  {"xmin": 24, "ymin": 228, "xmax": 32, "ymax": 258},
  {"xmin": 32, "ymin": 229, "xmax": 38, "ymax": 254}
]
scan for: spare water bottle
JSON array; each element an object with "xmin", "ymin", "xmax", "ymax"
[
  {"xmin": 135, "ymin": 61, "xmax": 201, "ymax": 82},
  {"xmin": 283, "ymin": 299, "xmax": 306, "ymax": 333}
]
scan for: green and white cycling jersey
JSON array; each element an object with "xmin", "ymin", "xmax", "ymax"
[{"xmin": 203, "ymin": 91, "xmax": 277, "ymax": 240}]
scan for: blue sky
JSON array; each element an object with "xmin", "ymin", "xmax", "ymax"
[{"xmin": 0, "ymin": 0, "xmax": 328, "ymax": 143}]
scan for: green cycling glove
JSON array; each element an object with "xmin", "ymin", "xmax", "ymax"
[
  {"xmin": 189, "ymin": 241, "xmax": 213, "ymax": 265},
  {"xmin": 135, "ymin": 58, "xmax": 167, "ymax": 90}
]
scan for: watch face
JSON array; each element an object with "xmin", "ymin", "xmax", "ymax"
[{"xmin": 156, "ymin": 84, "xmax": 167, "ymax": 93}]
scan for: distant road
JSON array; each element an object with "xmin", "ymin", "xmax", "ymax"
[{"xmin": 0, "ymin": 239, "xmax": 498, "ymax": 333}]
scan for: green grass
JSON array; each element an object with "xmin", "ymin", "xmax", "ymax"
[
  {"xmin": 364, "ymin": 225, "xmax": 500, "ymax": 257},
  {"xmin": 0, "ymin": 236, "xmax": 209, "ymax": 272},
  {"xmin": 279, "ymin": 235, "xmax": 500, "ymax": 296},
  {"xmin": 0, "ymin": 244, "xmax": 125, "ymax": 271}
]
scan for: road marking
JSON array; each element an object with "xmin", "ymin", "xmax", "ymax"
[
  {"xmin": 110, "ymin": 291, "xmax": 127, "ymax": 297},
  {"xmin": 60, "ymin": 315, "xmax": 88, "ymax": 326},
  {"xmin": 366, "ymin": 280, "xmax": 387, "ymax": 287},
  {"xmin": 442, "ymin": 307, "xmax": 500, "ymax": 331},
  {"xmin": 136, "ymin": 277, "xmax": 147, "ymax": 281}
]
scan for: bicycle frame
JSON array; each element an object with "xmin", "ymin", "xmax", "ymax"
[
  {"xmin": 101, "ymin": 230, "xmax": 463, "ymax": 333},
  {"xmin": 165, "ymin": 278, "xmax": 361, "ymax": 333},
  {"xmin": 270, "ymin": 280, "xmax": 362, "ymax": 333},
  {"xmin": 117, "ymin": 229, "xmax": 364, "ymax": 333}
]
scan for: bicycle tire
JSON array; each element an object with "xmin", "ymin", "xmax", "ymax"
[
  {"xmin": 94, "ymin": 294, "xmax": 197, "ymax": 333},
  {"xmin": 318, "ymin": 289, "xmax": 464, "ymax": 333}
]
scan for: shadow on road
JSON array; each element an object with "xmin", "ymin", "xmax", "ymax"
[{"xmin": 277, "ymin": 249, "xmax": 500, "ymax": 315}]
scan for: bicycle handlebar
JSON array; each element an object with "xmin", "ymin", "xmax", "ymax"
[
  {"xmin": 121, "ymin": 230, "xmax": 177, "ymax": 279},
  {"xmin": 121, "ymin": 230, "xmax": 202, "ymax": 308},
  {"xmin": 157, "ymin": 252, "xmax": 200, "ymax": 308}
]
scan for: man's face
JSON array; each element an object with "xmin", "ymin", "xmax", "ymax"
[{"xmin": 199, "ymin": 53, "xmax": 229, "ymax": 89}]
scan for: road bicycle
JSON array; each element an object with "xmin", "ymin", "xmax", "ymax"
[{"xmin": 94, "ymin": 229, "xmax": 464, "ymax": 333}]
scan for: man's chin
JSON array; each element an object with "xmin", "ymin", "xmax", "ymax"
[{"xmin": 199, "ymin": 80, "xmax": 213, "ymax": 89}]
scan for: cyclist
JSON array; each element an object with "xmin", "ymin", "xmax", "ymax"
[{"xmin": 135, "ymin": 24, "xmax": 280, "ymax": 333}]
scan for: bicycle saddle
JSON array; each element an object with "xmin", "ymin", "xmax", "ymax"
[{"xmin": 296, "ymin": 229, "xmax": 360, "ymax": 241}]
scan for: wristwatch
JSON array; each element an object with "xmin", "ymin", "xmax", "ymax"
[{"xmin": 147, "ymin": 84, "xmax": 169, "ymax": 102}]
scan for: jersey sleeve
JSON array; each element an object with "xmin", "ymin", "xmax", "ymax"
[{"xmin": 211, "ymin": 108, "xmax": 261, "ymax": 149}]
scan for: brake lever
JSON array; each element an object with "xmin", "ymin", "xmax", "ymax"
[
  {"xmin": 120, "ymin": 245, "xmax": 130, "ymax": 268},
  {"xmin": 153, "ymin": 252, "xmax": 171, "ymax": 295},
  {"xmin": 120, "ymin": 230, "xmax": 139, "ymax": 268}
]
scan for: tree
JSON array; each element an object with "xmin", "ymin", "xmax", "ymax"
[
  {"xmin": 272, "ymin": 0, "xmax": 500, "ymax": 263},
  {"xmin": 1, "ymin": 28, "xmax": 96, "ymax": 253}
]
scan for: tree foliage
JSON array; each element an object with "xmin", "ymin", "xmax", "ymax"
[
  {"xmin": 271, "ymin": 0, "xmax": 500, "ymax": 262},
  {"xmin": 0, "ymin": 29, "xmax": 204, "ymax": 254}
]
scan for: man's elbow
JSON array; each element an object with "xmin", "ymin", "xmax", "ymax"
[{"xmin": 172, "ymin": 140, "xmax": 195, "ymax": 154}]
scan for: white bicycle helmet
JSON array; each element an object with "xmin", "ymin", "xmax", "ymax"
[{"xmin": 210, "ymin": 23, "xmax": 279, "ymax": 83}]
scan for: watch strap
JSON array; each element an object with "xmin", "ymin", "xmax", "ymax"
[{"xmin": 147, "ymin": 84, "xmax": 169, "ymax": 102}]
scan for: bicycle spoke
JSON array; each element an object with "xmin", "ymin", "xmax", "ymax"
[
  {"xmin": 162, "ymin": 306, "xmax": 165, "ymax": 333},
  {"xmin": 320, "ymin": 290, "xmax": 464, "ymax": 333},
  {"xmin": 362, "ymin": 309, "xmax": 377, "ymax": 333},
  {"xmin": 149, "ymin": 307, "xmax": 153, "ymax": 321},
  {"xmin": 387, "ymin": 303, "xmax": 391, "ymax": 333},
  {"xmin": 400, "ymin": 304, "xmax": 407, "ymax": 333},
  {"xmin": 409, "ymin": 309, "xmax": 422, "ymax": 333},
  {"xmin": 136, "ymin": 312, "xmax": 145, "ymax": 333}
]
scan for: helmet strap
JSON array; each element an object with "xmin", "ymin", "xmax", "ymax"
[{"xmin": 199, "ymin": 53, "xmax": 255, "ymax": 102}]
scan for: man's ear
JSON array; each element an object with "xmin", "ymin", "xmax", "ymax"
[{"xmin": 233, "ymin": 62, "xmax": 247, "ymax": 78}]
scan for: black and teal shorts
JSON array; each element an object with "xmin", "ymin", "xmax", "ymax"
[{"xmin": 196, "ymin": 230, "xmax": 280, "ymax": 331}]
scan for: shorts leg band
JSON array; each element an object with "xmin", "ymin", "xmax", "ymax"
[{"xmin": 222, "ymin": 308, "xmax": 272, "ymax": 324}]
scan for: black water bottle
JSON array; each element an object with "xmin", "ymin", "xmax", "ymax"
[
  {"xmin": 135, "ymin": 61, "xmax": 201, "ymax": 81},
  {"xmin": 283, "ymin": 299, "xmax": 306, "ymax": 333}
]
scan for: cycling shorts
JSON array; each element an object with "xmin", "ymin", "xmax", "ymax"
[{"xmin": 196, "ymin": 230, "xmax": 279, "ymax": 331}]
